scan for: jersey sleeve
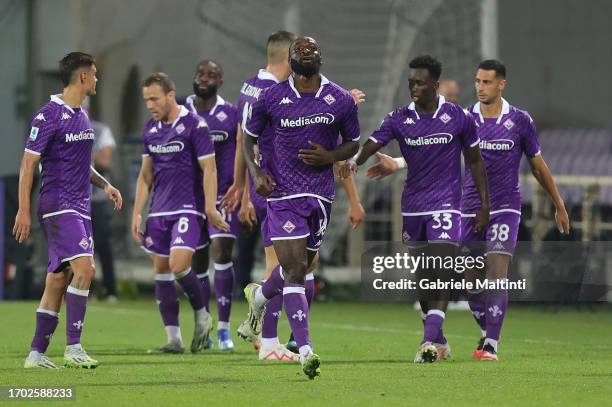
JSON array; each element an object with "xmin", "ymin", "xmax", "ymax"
[
  {"xmin": 338, "ymin": 99, "xmax": 360, "ymax": 142},
  {"xmin": 460, "ymin": 109, "xmax": 480, "ymax": 149},
  {"xmin": 193, "ymin": 118, "xmax": 215, "ymax": 160},
  {"xmin": 24, "ymin": 106, "xmax": 58, "ymax": 156},
  {"xmin": 242, "ymin": 93, "xmax": 269, "ymax": 139},
  {"xmin": 520, "ymin": 112, "xmax": 541, "ymax": 157},
  {"xmin": 368, "ymin": 112, "xmax": 396, "ymax": 146}
]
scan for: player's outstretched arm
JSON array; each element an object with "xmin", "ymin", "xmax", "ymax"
[
  {"xmin": 243, "ymin": 133, "xmax": 275, "ymax": 197},
  {"xmin": 90, "ymin": 166, "xmax": 122, "ymax": 210},
  {"xmin": 338, "ymin": 140, "xmax": 381, "ymax": 179},
  {"xmin": 365, "ymin": 152, "xmax": 407, "ymax": 180},
  {"xmin": 200, "ymin": 156, "xmax": 230, "ymax": 232},
  {"xmin": 299, "ymin": 140, "xmax": 359, "ymax": 167},
  {"xmin": 464, "ymin": 146, "xmax": 490, "ymax": 232},
  {"xmin": 528, "ymin": 155, "xmax": 570, "ymax": 234},
  {"xmin": 338, "ymin": 173, "xmax": 365, "ymax": 229},
  {"xmin": 12, "ymin": 152, "xmax": 39, "ymax": 243},
  {"xmin": 221, "ymin": 123, "xmax": 246, "ymax": 212},
  {"xmin": 131, "ymin": 157, "xmax": 153, "ymax": 244}
]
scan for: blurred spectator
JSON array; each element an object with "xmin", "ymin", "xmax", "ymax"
[
  {"xmin": 439, "ymin": 79, "xmax": 460, "ymax": 104},
  {"xmin": 91, "ymin": 120, "xmax": 119, "ymax": 301}
]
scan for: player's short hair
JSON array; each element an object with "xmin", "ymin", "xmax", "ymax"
[
  {"xmin": 478, "ymin": 59, "xmax": 506, "ymax": 78},
  {"xmin": 58, "ymin": 52, "xmax": 96, "ymax": 87},
  {"xmin": 409, "ymin": 55, "xmax": 442, "ymax": 81},
  {"xmin": 142, "ymin": 72, "xmax": 175, "ymax": 94},
  {"xmin": 266, "ymin": 30, "xmax": 297, "ymax": 64},
  {"xmin": 195, "ymin": 59, "xmax": 223, "ymax": 78}
]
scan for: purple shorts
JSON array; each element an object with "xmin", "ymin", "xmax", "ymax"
[
  {"xmin": 402, "ymin": 210, "xmax": 462, "ymax": 248},
  {"xmin": 207, "ymin": 202, "xmax": 240, "ymax": 239},
  {"xmin": 40, "ymin": 211, "xmax": 93, "ymax": 273},
  {"xmin": 461, "ymin": 210, "xmax": 521, "ymax": 256},
  {"xmin": 266, "ymin": 196, "xmax": 332, "ymax": 251},
  {"xmin": 252, "ymin": 196, "xmax": 271, "ymax": 248},
  {"xmin": 142, "ymin": 213, "xmax": 209, "ymax": 257}
]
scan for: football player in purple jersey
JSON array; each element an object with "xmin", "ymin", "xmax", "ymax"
[{"xmin": 15, "ymin": 52, "xmax": 123, "ymax": 369}]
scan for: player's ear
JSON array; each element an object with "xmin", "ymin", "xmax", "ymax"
[{"xmin": 499, "ymin": 79, "xmax": 507, "ymax": 92}]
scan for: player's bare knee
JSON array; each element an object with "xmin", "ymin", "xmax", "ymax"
[
  {"xmin": 169, "ymin": 259, "xmax": 191, "ymax": 275},
  {"xmin": 46, "ymin": 272, "xmax": 67, "ymax": 292},
  {"xmin": 283, "ymin": 262, "xmax": 307, "ymax": 284}
]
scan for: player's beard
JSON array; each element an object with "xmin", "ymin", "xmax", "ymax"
[
  {"xmin": 193, "ymin": 82, "xmax": 217, "ymax": 99},
  {"xmin": 290, "ymin": 58, "xmax": 320, "ymax": 78}
]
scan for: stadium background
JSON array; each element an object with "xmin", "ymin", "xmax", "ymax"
[{"xmin": 1, "ymin": 0, "xmax": 611, "ymax": 301}]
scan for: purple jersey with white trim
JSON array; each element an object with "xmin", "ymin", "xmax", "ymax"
[
  {"xmin": 236, "ymin": 70, "xmax": 280, "ymax": 209},
  {"xmin": 142, "ymin": 106, "xmax": 214, "ymax": 216},
  {"xmin": 185, "ymin": 95, "xmax": 238, "ymax": 199},
  {"xmin": 25, "ymin": 95, "xmax": 94, "ymax": 217},
  {"xmin": 243, "ymin": 75, "xmax": 360, "ymax": 201},
  {"xmin": 462, "ymin": 99, "xmax": 541, "ymax": 213},
  {"xmin": 370, "ymin": 96, "xmax": 479, "ymax": 213}
]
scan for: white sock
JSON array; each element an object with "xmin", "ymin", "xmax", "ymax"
[
  {"xmin": 254, "ymin": 286, "xmax": 268, "ymax": 308},
  {"xmin": 217, "ymin": 321, "xmax": 230, "ymax": 330},
  {"xmin": 195, "ymin": 307, "xmax": 210, "ymax": 323},
  {"xmin": 165, "ymin": 326, "xmax": 182, "ymax": 343},
  {"xmin": 65, "ymin": 343, "xmax": 83, "ymax": 351},
  {"xmin": 298, "ymin": 344, "xmax": 313, "ymax": 359},
  {"xmin": 484, "ymin": 338, "xmax": 498, "ymax": 352},
  {"xmin": 175, "ymin": 268, "xmax": 191, "ymax": 280},
  {"xmin": 261, "ymin": 337, "xmax": 279, "ymax": 348},
  {"xmin": 480, "ymin": 329, "xmax": 487, "ymax": 338}
]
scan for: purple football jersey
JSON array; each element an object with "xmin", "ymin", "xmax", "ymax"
[
  {"xmin": 185, "ymin": 95, "xmax": 239, "ymax": 199},
  {"xmin": 370, "ymin": 96, "xmax": 479, "ymax": 213},
  {"xmin": 462, "ymin": 98, "xmax": 541, "ymax": 213},
  {"xmin": 25, "ymin": 95, "xmax": 94, "ymax": 217},
  {"xmin": 142, "ymin": 105, "xmax": 214, "ymax": 217},
  {"xmin": 243, "ymin": 74, "xmax": 360, "ymax": 202},
  {"xmin": 236, "ymin": 69, "xmax": 280, "ymax": 209}
]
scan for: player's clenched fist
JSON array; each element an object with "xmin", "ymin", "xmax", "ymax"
[{"xmin": 253, "ymin": 171, "xmax": 276, "ymax": 197}]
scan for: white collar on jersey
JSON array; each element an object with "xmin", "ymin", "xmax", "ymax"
[
  {"xmin": 407, "ymin": 94, "xmax": 446, "ymax": 120},
  {"xmin": 185, "ymin": 94, "xmax": 226, "ymax": 116},
  {"xmin": 157, "ymin": 105, "xmax": 189, "ymax": 129},
  {"xmin": 257, "ymin": 69, "xmax": 280, "ymax": 83},
  {"xmin": 50, "ymin": 94, "xmax": 77, "ymax": 114},
  {"xmin": 472, "ymin": 97, "xmax": 510, "ymax": 124},
  {"xmin": 287, "ymin": 74, "xmax": 330, "ymax": 99}
]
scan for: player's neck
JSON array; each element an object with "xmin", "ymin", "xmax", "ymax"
[
  {"xmin": 61, "ymin": 87, "xmax": 86, "ymax": 108},
  {"xmin": 292, "ymin": 73, "xmax": 321, "ymax": 93},
  {"xmin": 480, "ymin": 97, "xmax": 503, "ymax": 118},
  {"xmin": 264, "ymin": 64, "xmax": 286, "ymax": 82},
  {"xmin": 194, "ymin": 94, "xmax": 216, "ymax": 110},
  {"xmin": 164, "ymin": 103, "xmax": 181, "ymax": 124},
  {"xmin": 414, "ymin": 96, "xmax": 439, "ymax": 115}
]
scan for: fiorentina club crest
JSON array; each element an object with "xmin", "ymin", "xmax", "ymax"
[
  {"xmin": 176, "ymin": 123, "xmax": 185, "ymax": 134},
  {"xmin": 215, "ymin": 111, "xmax": 228, "ymax": 122},
  {"xmin": 323, "ymin": 94, "xmax": 336, "ymax": 105},
  {"xmin": 402, "ymin": 231, "xmax": 411, "ymax": 243},
  {"xmin": 503, "ymin": 118, "xmax": 515, "ymax": 130},
  {"xmin": 145, "ymin": 236, "xmax": 154, "ymax": 247},
  {"xmin": 79, "ymin": 237, "xmax": 89, "ymax": 250},
  {"xmin": 439, "ymin": 113, "xmax": 452, "ymax": 124},
  {"xmin": 282, "ymin": 220, "xmax": 296, "ymax": 233}
]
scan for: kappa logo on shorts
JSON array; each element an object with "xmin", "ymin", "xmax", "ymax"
[
  {"xmin": 438, "ymin": 232, "xmax": 451, "ymax": 239},
  {"xmin": 402, "ymin": 231, "xmax": 411, "ymax": 242},
  {"xmin": 439, "ymin": 113, "xmax": 452, "ymax": 124},
  {"xmin": 145, "ymin": 236, "xmax": 154, "ymax": 247},
  {"xmin": 493, "ymin": 242, "xmax": 506, "ymax": 250},
  {"xmin": 79, "ymin": 237, "xmax": 89, "ymax": 250},
  {"xmin": 282, "ymin": 220, "xmax": 296, "ymax": 233},
  {"xmin": 173, "ymin": 236, "xmax": 185, "ymax": 244}
]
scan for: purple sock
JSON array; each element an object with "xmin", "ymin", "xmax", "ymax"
[
  {"xmin": 485, "ymin": 286, "xmax": 508, "ymax": 341},
  {"xmin": 305, "ymin": 273, "xmax": 315, "ymax": 308},
  {"xmin": 262, "ymin": 282, "xmax": 283, "ymax": 340},
  {"xmin": 468, "ymin": 291, "xmax": 487, "ymax": 333},
  {"xmin": 30, "ymin": 309, "xmax": 59, "ymax": 353},
  {"xmin": 155, "ymin": 275, "xmax": 179, "ymax": 326},
  {"xmin": 283, "ymin": 284, "xmax": 310, "ymax": 348},
  {"xmin": 214, "ymin": 262, "xmax": 234, "ymax": 323},
  {"xmin": 420, "ymin": 311, "xmax": 447, "ymax": 344},
  {"xmin": 422, "ymin": 310, "xmax": 445, "ymax": 344},
  {"xmin": 176, "ymin": 268, "xmax": 206, "ymax": 311},
  {"xmin": 65, "ymin": 286, "xmax": 89, "ymax": 346},
  {"xmin": 196, "ymin": 272, "xmax": 211, "ymax": 312},
  {"xmin": 262, "ymin": 265, "xmax": 284, "ymax": 299}
]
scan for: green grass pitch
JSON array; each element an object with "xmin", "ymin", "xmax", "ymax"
[{"xmin": 1, "ymin": 300, "xmax": 611, "ymax": 406}]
